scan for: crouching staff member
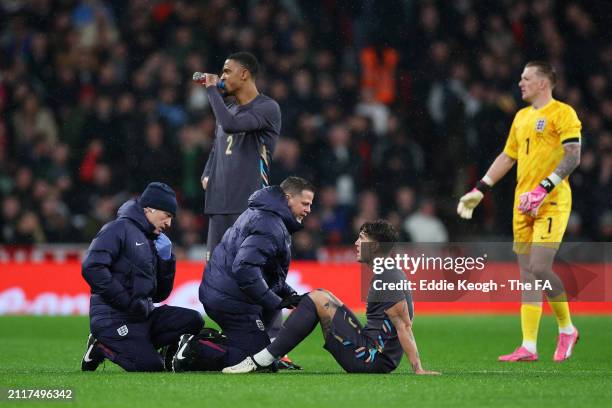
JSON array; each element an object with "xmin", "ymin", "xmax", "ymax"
[{"xmin": 81, "ymin": 182, "xmax": 203, "ymax": 372}]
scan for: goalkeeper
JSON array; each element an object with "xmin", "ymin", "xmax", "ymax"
[{"xmin": 457, "ymin": 61, "xmax": 581, "ymax": 362}]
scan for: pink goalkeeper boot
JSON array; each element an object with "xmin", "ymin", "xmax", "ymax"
[
  {"xmin": 553, "ymin": 328, "xmax": 579, "ymax": 362},
  {"xmin": 498, "ymin": 346, "xmax": 538, "ymax": 362}
]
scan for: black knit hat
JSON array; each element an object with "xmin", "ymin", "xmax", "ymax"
[{"xmin": 140, "ymin": 182, "xmax": 178, "ymax": 217}]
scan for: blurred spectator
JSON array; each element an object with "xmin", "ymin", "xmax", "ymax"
[
  {"xmin": 14, "ymin": 211, "xmax": 46, "ymax": 244},
  {"xmin": 40, "ymin": 197, "xmax": 78, "ymax": 242},
  {"xmin": 13, "ymin": 167, "xmax": 34, "ymax": 203},
  {"xmin": 598, "ymin": 211, "xmax": 612, "ymax": 241},
  {"xmin": 292, "ymin": 230, "xmax": 318, "ymax": 260},
  {"xmin": 270, "ymin": 138, "xmax": 313, "ymax": 185},
  {"xmin": 78, "ymin": 139, "xmax": 104, "ymax": 184},
  {"xmin": 360, "ymin": 46, "xmax": 399, "ymax": 105},
  {"xmin": 404, "ymin": 199, "xmax": 448, "ymax": 243},
  {"xmin": 0, "ymin": 0, "xmax": 609, "ymax": 257},
  {"xmin": 72, "ymin": 0, "xmax": 118, "ymax": 48},
  {"xmin": 351, "ymin": 190, "xmax": 380, "ymax": 237},
  {"xmin": 173, "ymin": 208, "xmax": 204, "ymax": 250},
  {"xmin": 12, "ymin": 93, "xmax": 58, "ymax": 150},
  {"xmin": 78, "ymin": 195, "xmax": 117, "ymax": 241},
  {"xmin": 374, "ymin": 130, "xmax": 425, "ymax": 198},
  {"xmin": 565, "ymin": 212, "xmax": 586, "ymax": 242},
  {"xmin": 158, "ymin": 85, "xmax": 188, "ymax": 128},
  {"xmin": 394, "ymin": 186, "xmax": 417, "ymax": 219},
  {"xmin": 133, "ymin": 121, "xmax": 177, "ymax": 188},
  {"xmin": 48, "ymin": 143, "xmax": 73, "ymax": 192},
  {"xmin": 318, "ymin": 185, "xmax": 351, "ymax": 246},
  {"xmin": 1, "ymin": 196, "xmax": 21, "ymax": 243},
  {"xmin": 178, "ymin": 125, "xmax": 208, "ymax": 211},
  {"xmin": 319, "ymin": 124, "xmax": 361, "ymax": 205},
  {"xmin": 355, "ymin": 89, "xmax": 390, "ymax": 136}
]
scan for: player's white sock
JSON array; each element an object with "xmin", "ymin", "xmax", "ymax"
[
  {"xmin": 558, "ymin": 325, "xmax": 575, "ymax": 335},
  {"xmin": 521, "ymin": 340, "xmax": 537, "ymax": 354},
  {"xmin": 253, "ymin": 348, "xmax": 275, "ymax": 367}
]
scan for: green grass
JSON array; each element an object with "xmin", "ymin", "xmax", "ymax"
[{"xmin": 1, "ymin": 315, "xmax": 611, "ymax": 408}]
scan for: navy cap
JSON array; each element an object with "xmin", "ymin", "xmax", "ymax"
[{"xmin": 139, "ymin": 182, "xmax": 177, "ymax": 217}]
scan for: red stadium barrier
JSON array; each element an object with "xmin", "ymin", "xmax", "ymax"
[{"xmin": 0, "ymin": 261, "xmax": 611, "ymax": 315}]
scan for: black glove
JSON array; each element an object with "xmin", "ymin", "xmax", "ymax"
[{"xmin": 276, "ymin": 293, "xmax": 304, "ymax": 310}]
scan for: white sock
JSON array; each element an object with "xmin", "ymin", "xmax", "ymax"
[
  {"xmin": 253, "ymin": 348, "xmax": 275, "ymax": 367},
  {"xmin": 521, "ymin": 340, "xmax": 537, "ymax": 354},
  {"xmin": 559, "ymin": 325, "xmax": 575, "ymax": 335}
]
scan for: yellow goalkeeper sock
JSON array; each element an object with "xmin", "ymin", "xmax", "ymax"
[
  {"xmin": 521, "ymin": 304, "xmax": 542, "ymax": 353},
  {"xmin": 547, "ymin": 293, "xmax": 574, "ymax": 334}
]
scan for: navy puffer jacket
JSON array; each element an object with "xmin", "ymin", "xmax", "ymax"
[
  {"xmin": 200, "ymin": 186, "xmax": 301, "ymax": 315},
  {"xmin": 82, "ymin": 199, "xmax": 176, "ymax": 325}
]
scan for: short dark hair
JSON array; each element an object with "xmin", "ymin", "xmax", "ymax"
[
  {"xmin": 228, "ymin": 51, "xmax": 259, "ymax": 77},
  {"xmin": 280, "ymin": 176, "xmax": 315, "ymax": 196},
  {"xmin": 359, "ymin": 220, "xmax": 399, "ymax": 243},
  {"xmin": 526, "ymin": 60, "xmax": 557, "ymax": 88}
]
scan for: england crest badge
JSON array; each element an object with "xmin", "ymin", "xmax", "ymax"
[
  {"xmin": 535, "ymin": 118, "xmax": 546, "ymax": 133},
  {"xmin": 117, "ymin": 325, "xmax": 129, "ymax": 336},
  {"xmin": 255, "ymin": 319, "xmax": 265, "ymax": 331}
]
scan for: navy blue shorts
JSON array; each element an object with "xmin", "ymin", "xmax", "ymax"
[
  {"xmin": 323, "ymin": 305, "xmax": 395, "ymax": 373},
  {"xmin": 91, "ymin": 305, "xmax": 202, "ymax": 372}
]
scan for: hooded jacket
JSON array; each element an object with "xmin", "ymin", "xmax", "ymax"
[
  {"xmin": 199, "ymin": 186, "xmax": 302, "ymax": 314},
  {"xmin": 82, "ymin": 199, "xmax": 176, "ymax": 324}
]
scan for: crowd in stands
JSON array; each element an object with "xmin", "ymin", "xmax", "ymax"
[{"xmin": 1, "ymin": 0, "xmax": 611, "ymax": 259}]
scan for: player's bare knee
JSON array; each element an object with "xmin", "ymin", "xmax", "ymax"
[
  {"xmin": 307, "ymin": 290, "xmax": 338, "ymax": 319},
  {"xmin": 327, "ymin": 291, "xmax": 343, "ymax": 307},
  {"xmin": 307, "ymin": 289, "xmax": 329, "ymax": 306},
  {"xmin": 308, "ymin": 289, "xmax": 342, "ymax": 307}
]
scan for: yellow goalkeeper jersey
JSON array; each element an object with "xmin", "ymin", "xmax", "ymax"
[{"xmin": 503, "ymin": 98, "xmax": 582, "ymax": 211}]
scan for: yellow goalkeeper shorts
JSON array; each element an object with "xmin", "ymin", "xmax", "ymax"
[{"xmin": 513, "ymin": 206, "xmax": 570, "ymax": 254}]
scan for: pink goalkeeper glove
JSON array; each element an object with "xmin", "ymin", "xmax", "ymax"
[{"xmin": 517, "ymin": 185, "xmax": 548, "ymax": 216}]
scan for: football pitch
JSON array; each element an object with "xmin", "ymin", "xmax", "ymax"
[{"xmin": 1, "ymin": 315, "xmax": 611, "ymax": 408}]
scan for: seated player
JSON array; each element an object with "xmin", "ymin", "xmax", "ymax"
[{"xmin": 223, "ymin": 220, "xmax": 439, "ymax": 375}]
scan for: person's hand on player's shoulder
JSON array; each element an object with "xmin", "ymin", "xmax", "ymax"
[{"xmin": 202, "ymin": 176, "xmax": 209, "ymax": 190}]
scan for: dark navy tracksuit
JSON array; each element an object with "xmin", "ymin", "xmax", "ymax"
[
  {"xmin": 199, "ymin": 186, "xmax": 301, "ymax": 366},
  {"xmin": 82, "ymin": 200, "xmax": 203, "ymax": 372}
]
